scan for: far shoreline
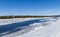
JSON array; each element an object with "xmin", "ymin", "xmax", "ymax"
[{"xmin": 0, "ymin": 15, "xmax": 59, "ymax": 19}]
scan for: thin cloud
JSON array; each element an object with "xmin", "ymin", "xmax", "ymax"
[
  {"xmin": 39, "ymin": 9, "xmax": 60, "ymax": 15},
  {"xmin": 43, "ymin": 9, "xmax": 56, "ymax": 12}
]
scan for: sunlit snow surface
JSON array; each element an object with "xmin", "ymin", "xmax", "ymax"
[{"xmin": 0, "ymin": 17, "xmax": 59, "ymax": 37}]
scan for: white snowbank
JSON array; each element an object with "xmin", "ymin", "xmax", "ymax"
[
  {"xmin": 0, "ymin": 17, "xmax": 59, "ymax": 37},
  {"xmin": 0, "ymin": 18, "xmax": 40, "ymax": 25},
  {"xmin": 18, "ymin": 18, "xmax": 60, "ymax": 37},
  {"xmin": 1, "ymin": 22, "xmax": 45, "ymax": 37}
]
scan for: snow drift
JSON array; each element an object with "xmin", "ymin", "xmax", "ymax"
[{"xmin": 0, "ymin": 17, "xmax": 59, "ymax": 37}]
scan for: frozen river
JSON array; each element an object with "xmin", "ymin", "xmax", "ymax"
[{"xmin": 0, "ymin": 17, "xmax": 59, "ymax": 37}]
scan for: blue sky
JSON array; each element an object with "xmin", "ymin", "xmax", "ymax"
[{"xmin": 0, "ymin": 0, "xmax": 60, "ymax": 16}]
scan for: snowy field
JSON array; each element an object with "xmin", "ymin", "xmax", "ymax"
[
  {"xmin": 0, "ymin": 17, "xmax": 60, "ymax": 37},
  {"xmin": 0, "ymin": 18, "xmax": 40, "ymax": 25}
]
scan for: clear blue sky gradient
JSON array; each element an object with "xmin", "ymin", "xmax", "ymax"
[{"xmin": 0, "ymin": 0, "xmax": 60, "ymax": 16}]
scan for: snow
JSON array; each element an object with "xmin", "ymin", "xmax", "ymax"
[
  {"xmin": 0, "ymin": 17, "xmax": 60, "ymax": 37},
  {"xmin": 0, "ymin": 18, "xmax": 40, "ymax": 25},
  {"xmin": 18, "ymin": 18, "xmax": 60, "ymax": 37}
]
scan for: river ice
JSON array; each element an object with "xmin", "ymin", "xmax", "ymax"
[{"xmin": 0, "ymin": 17, "xmax": 59, "ymax": 37}]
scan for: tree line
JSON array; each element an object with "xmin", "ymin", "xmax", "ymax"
[{"xmin": 0, "ymin": 15, "xmax": 56, "ymax": 19}]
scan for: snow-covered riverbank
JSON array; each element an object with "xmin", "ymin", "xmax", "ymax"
[
  {"xmin": 0, "ymin": 18, "xmax": 41, "ymax": 25},
  {"xmin": 19, "ymin": 18, "xmax": 60, "ymax": 37},
  {"xmin": 0, "ymin": 17, "xmax": 59, "ymax": 37}
]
